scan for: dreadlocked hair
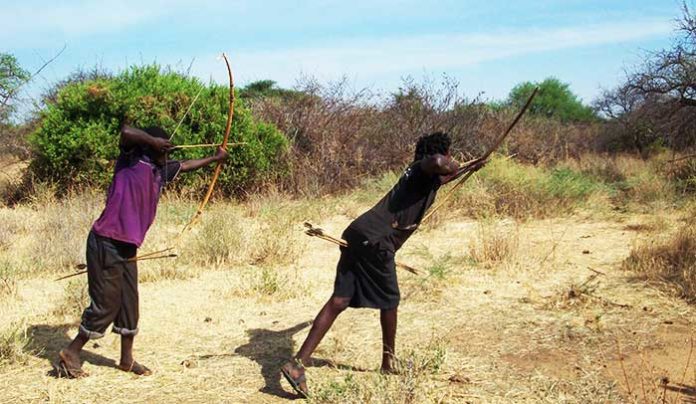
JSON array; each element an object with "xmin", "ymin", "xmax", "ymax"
[{"xmin": 414, "ymin": 131, "xmax": 451, "ymax": 161}]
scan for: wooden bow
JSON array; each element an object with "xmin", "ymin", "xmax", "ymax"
[
  {"xmin": 57, "ymin": 54, "xmax": 236, "ymax": 281},
  {"xmin": 418, "ymin": 86, "xmax": 539, "ymax": 225},
  {"xmin": 181, "ymin": 53, "xmax": 236, "ymax": 234}
]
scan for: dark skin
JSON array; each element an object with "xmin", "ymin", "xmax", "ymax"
[
  {"xmin": 282, "ymin": 151, "xmax": 487, "ymax": 394},
  {"xmin": 59, "ymin": 125, "xmax": 229, "ymax": 377}
]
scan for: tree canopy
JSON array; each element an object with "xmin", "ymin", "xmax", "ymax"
[
  {"xmin": 506, "ymin": 77, "xmax": 596, "ymax": 123},
  {"xmin": 0, "ymin": 53, "xmax": 30, "ymax": 122}
]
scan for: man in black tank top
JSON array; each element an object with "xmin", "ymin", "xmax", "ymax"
[{"xmin": 281, "ymin": 132, "xmax": 486, "ymax": 397}]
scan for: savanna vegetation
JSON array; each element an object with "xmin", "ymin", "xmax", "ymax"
[{"xmin": 0, "ymin": 3, "xmax": 694, "ymax": 403}]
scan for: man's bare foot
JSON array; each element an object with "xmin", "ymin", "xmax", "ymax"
[
  {"xmin": 281, "ymin": 360, "xmax": 309, "ymax": 398},
  {"xmin": 380, "ymin": 366, "xmax": 399, "ymax": 375},
  {"xmin": 57, "ymin": 349, "xmax": 87, "ymax": 378},
  {"xmin": 380, "ymin": 357, "xmax": 400, "ymax": 375},
  {"xmin": 118, "ymin": 360, "xmax": 152, "ymax": 376}
]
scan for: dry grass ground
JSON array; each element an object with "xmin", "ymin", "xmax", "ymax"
[
  {"xmin": 0, "ymin": 203, "xmax": 694, "ymax": 403},
  {"xmin": 0, "ymin": 154, "xmax": 694, "ymax": 403}
]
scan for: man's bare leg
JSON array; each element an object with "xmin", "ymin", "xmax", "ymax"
[
  {"xmin": 118, "ymin": 335, "xmax": 151, "ymax": 375},
  {"xmin": 120, "ymin": 335, "xmax": 134, "ymax": 368},
  {"xmin": 281, "ymin": 296, "xmax": 350, "ymax": 396},
  {"xmin": 380, "ymin": 307, "xmax": 398, "ymax": 372},
  {"xmin": 295, "ymin": 296, "xmax": 350, "ymax": 364}
]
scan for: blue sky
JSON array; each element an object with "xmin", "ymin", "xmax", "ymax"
[{"xmin": 3, "ymin": 0, "xmax": 683, "ymax": 110}]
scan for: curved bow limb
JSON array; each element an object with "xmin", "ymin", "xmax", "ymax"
[
  {"xmin": 419, "ymin": 86, "xmax": 539, "ymax": 225},
  {"xmin": 180, "ymin": 53, "xmax": 235, "ymax": 234}
]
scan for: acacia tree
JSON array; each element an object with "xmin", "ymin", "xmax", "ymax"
[
  {"xmin": 0, "ymin": 53, "xmax": 30, "ymax": 122},
  {"xmin": 596, "ymin": 2, "xmax": 696, "ymax": 152},
  {"xmin": 0, "ymin": 53, "xmax": 32, "ymax": 159},
  {"xmin": 506, "ymin": 77, "xmax": 596, "ymax": 123}
]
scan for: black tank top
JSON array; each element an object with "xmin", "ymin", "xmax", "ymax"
[{"xmin": 348, "ymin": 161, "xmax": 441, "ymax": 251}]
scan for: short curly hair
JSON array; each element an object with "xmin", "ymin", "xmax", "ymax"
[
  {"xmin": 144, "ymin": 126, "xmax": 169, "ymax": 140},
  {"xmin": 414, "ymin": 131, "xmax": 451, "ymax": 161}
]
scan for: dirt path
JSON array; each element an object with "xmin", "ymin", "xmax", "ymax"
[{"xmin": 0, "ymin": 214, "xmax": 694, "ymax": 403}]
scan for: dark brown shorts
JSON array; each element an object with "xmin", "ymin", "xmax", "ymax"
[{"xmin": 79, "ymin": 231, "xmax": 139, "ymax": 339}]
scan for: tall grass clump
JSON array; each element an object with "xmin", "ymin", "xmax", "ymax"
[
  {"xmin": 444, "ymin": 156, "xmax": 609, "ymax": 219},
  {"xmin": 0, "ymin": 260, "xmax": 18, "ymax": 298},
  {"xmin": 0, "ymin": 186, "xmax": 102, "ymax": 278},
  {"xmin": 28, "ymin": 193, "xmax": 100, "ymax": 273},
  {"xmin": 247, "ymin": 199, "xmax": 307, "ymax": 266},
  {"xmin": 217, "ymin": 266, "xmax": 305, "ymax": 301},
  {"xmin": 566, "ymin": 153, "xmax": 677, "ymax": 207},
  {"xmin": 184, "ymin": 205, "xmax": 248, "ymax": 267},
  {"xmin": 0, "ymin": 322, "xmax": 31, "ymax": 366},
  {"xmin": 468, "ymin": 221, "xmax": 519, "ymax": 267},
  {"xmin": 667, "ymin": 157, "xmax": 696, "ymax": 195},
  {"xmin": 183, "ymin": 199, "xmax": 306, "ymax": 269},
  {"xmin": 622, "ymin": 222, "xmax": 696, "ymax": 303}
]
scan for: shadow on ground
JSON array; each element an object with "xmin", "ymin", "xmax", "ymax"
[
  {"xmin": 664, "ymin": 382, "xmax": 696, "ymax": 403},
  {"xmin": 233, "ymin": 321, "xmax": 312, "ymax": 399},
  {"xmin": 26, "ymin": 323, "xmax": 117, "ymax": 377},
  {"xmin": 232, "ymin": 320, "xmax": 371, "ymax": 399}
]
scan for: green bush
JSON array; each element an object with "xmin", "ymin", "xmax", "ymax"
[{"xmin": 29, "ymin": 65, "xmax": 289, "ymax": 194}]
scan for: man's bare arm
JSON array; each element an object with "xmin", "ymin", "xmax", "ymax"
[
  {"xmin": 439, "ymin": 158, "xmax": 487, "ymax": 185},
  {"xmin": 420, "ymin": 154, "xmax": 459, "ymax": 176},
  {"xmin": 120, "ymin": 125, "xmax": 172, "ymax": 153},
  {"xmin": 180, "ymin": 147, "xmax": 229, "ymax": 172}
]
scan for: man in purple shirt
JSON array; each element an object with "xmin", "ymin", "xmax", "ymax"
[{"xmin": 58, "ymin": 124, "xmax": 228, "ymax": 378}]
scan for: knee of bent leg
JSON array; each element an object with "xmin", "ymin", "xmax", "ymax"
[{"xmin": 329, "ymin": 296, "xmax": 350, "ymax": 312}]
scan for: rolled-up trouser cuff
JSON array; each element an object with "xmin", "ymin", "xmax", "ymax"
[
  {"xmin": 79, "ymin": 325, "xmax": 105, "ymax": 340},
  {"xmin": 112, "ymin": 326, "xmax": 139, "ymax": 337}
]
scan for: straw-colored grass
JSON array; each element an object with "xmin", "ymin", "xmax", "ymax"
[
  {"xmin": 216, "ymin": 265, "xmax": 307, "ymax": 301},
  {"xmin": 0, "ymin": 322, "xmax": 30, "ymax": 366},
  {"xmin": 468, "ymin": 221, "xmax": 519, "ymax": 267},
  {"xmin": 310, "ymin": 337, "xmax": 448, "ymax": 403},
  {"xmin": 623, "ymin": 222, "xmax": 696, "ymax": 304},
  {"xmin": 0, "ymin": 153, "xmax": 694, "ymax": 402},
  {"xmin": 52, "ymin": 279, "xmax": 90, "ymax": 320}
]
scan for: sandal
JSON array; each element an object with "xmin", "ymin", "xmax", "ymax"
[
  {"xmin": 57, "ymin": 350, "xmax": 88, "ymax": 379},
  {"xmin": 281, "ymin": 361, "xmax": 309, "ymax": 398},
  {"xmin": 118, "ymin": 361, "xmax": 152, "ymax": 376}
]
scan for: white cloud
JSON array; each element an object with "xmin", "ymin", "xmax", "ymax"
[
  {"xmin": 197, "ymin": 18, "xmax": 672, "ymax": 86},
  {"xmin": 2, "ymin": 0, "xmax": 176, "ymax": 41}
]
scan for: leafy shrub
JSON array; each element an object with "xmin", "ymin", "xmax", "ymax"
[{"xmin": 29, "ymin": 65, "xmax": 289, "ymax": 194}]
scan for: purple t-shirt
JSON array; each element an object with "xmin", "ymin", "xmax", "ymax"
[{"xmin": 92, "ymin": 147, "xmax": 181, "ymax": 247}]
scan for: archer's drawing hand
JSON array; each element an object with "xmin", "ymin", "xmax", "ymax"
[
  {"xmin": 215, "ymin": 146, "xmax": 230, "ymax": 162},
  {"xmin": 150, "ymin": 137, "xmax": 174, "ymax": 153}
]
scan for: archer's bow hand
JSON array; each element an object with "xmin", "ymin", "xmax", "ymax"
[
  {"xmin": 215, "ymin": 146, "xmax": 230, "ymax": 162},
  {"xmin": 464, "ymin": 157, "xmax": 488, "ymax": 173},
  {"xmin": 180, "ymin": 147, "xmax": 229, "ymax": 172}
]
